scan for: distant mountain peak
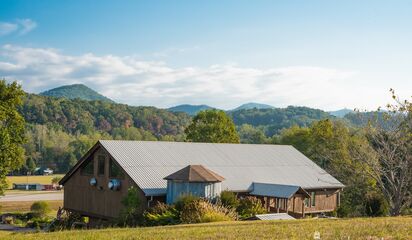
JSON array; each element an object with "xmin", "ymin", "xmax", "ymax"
[
  {"xmin": 232, "ymin": 102, "xmax": 274, "ymax": 111},
  {"xmin": 168, "ymin": 104, "xmax": 215, "ymax": 116},
  {"xmin": 40, "ymin": 84, "xmax": 114, "ymax": 103},
  {"xmin": 329, "ymin": 108, "xmax": 354, "ymax": 118}
]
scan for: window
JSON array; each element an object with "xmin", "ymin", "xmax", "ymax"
[
  {"xmin": 311, "ymin": 192, "xmax": 316, "ymax": 207},
  {"xmin": 98, "ymin": 155, "xmax": 105, "ymax": 176},
  {"xmin": 304, "ymin": 198, "xmax": 309, "ymax": 207},
  {"xmin": 109, "ymin": 158, "xmax": 124, "ymax": 178},
  {"xmin": 80, "ymin": 157, "xmax": 94, "ymax": 175}
]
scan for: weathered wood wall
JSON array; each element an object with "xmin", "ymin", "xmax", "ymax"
[
  {"xmin": 63, "ymin": 147, "xmax": 147, "ymax": 219},
  {"xmin": 291, "ymin": 189, "xmax": 339, "ymax": 214}
]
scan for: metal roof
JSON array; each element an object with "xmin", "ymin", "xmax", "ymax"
[
  {"xmin": 164, "ymin": 165, "xmax": 225, "ymax": 182},
  {"xmin": 250, "ymin": 182, "xmax": 309, "ymax": 198},
  {"xmin": 98, "ymin": 140, "xmax": 344, "ymax": 196},
  {"xmin": 252, "ymin": 213, "xmax": 296, "ymax": 220}
]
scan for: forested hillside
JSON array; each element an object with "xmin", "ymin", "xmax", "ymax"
[
  {"xmin": 18, "ymin": 93, "xmax": 191, "ymax": 173},
  {"xmin": 40, "ymin": 84, "xmax": 114, "ymax": 102},
  {"xmin": 230, "ymin": 106, "xmax": 333, "ymax": 136},
  {"xmin": 17, "ymin": 92, "xmax": 366, "ymax": 174}
]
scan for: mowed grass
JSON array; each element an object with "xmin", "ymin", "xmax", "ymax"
[
  {"xmin": 6, "ymin": 175, "xmax": 65, "ymax": 189},
  {"xmin": 0, "ymin": 216, "xmax": 411, "ymax": 240},
  {"xmin": 0, "ymin": 200, "xmax": 63, "ymax": 213}
]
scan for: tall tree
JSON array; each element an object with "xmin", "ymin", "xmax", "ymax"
[
  {"xmin": 185, "ymin": 110, "xmax": 240, "ymax": 143},
  {"xmin": 280, "ymin": 120, "xmax": 381, "ymax": 217},
  {"xmin": 350, "ymin": 89, "xmax": 412, "ymax": 216},
  {"xmin": 0, "ymin": 80, "xmax": 26, "ymax": 195}
]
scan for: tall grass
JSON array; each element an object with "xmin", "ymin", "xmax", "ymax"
[{"xmin": 0, "ymin": 216, "xmax": 410, "ymax": 240}]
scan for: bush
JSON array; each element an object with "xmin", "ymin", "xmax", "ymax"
[
  {"xmin": 364, "ymin": 192, "xmax": 389, "ymax": 217},
  {"xmin": 220, "ymin": 191, "xmax": 239, "ymax": 209},
  {"xmin": 236, "ymin": 196, "xmax": 266, "ymax": 219},
  {"xmin": 26, "ymin": 217, "xmax": 52, "ymax": 229},
  {"xmin": 175, "ymin": 194, "xmax": 199, "ymax": 212},
  {"xmin": 30, "ymin": 201, "xmax": 51, "ymax": 218},
  {"xmin": 118, "ymin": 187, "xmax": 142, "ymax": 226},
  {"xmin": 51, "ymin": 176, "xmax": 62, "ymax": 185},
  {"xmin": 180, "ymin": 199, "xmax": 237, "ymax": 224},
  {"xmin": 143, "ymin": 202, "xmax": 179, "ymax": 226}
]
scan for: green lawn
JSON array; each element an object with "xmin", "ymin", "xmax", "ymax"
[
  {"xmin": 6, "ymin": 175, "xmax": 65, "ymax": 189},
  {"xmin": 0, "ymin": 216, "xmax": 411, "ymax": 240}
]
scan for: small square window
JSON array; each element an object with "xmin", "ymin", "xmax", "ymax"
[{"xmin": 98, "ymin": 155, "xmax": 105, "ymax": 176}]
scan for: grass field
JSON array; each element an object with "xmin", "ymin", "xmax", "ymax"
[
  {"xmin": 6, "ymin": 175, "xmax": 65, "ymax": 189},
  {"xmin": 0, "ymin": 200, "xmax": 63, "ymax": 213},
  {"xmin": 0, "ymin": 216, "xmax": 411, "ymax": 240}
]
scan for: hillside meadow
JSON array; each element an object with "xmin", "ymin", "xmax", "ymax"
[{"xmin": 0, "ymin": 216, "xmax": 411, "ymax": 240}]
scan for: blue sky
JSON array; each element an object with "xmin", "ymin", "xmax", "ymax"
[{"xmin": 1, "ymin": 0, "xmax": 411, "ymax": 110}]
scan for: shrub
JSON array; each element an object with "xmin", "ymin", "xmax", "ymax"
[
  {"xmin": 175, "ymin": 194, "xmax": 199, "ymax": 212},
  {"xmin": 220, "ymin": 191, "xmax": 239, "ymax": 209},
  {"xmin": 143, "ymin": 202, "xmax": 179, "ymax": 226},
  {"xmin": 118, "ymin": 187, "xmax": 142, "ymax": 226},
  {"xmin": 364, "ymin": 192, "xmax": 389, "ymax": 217},
  {"xmin": 51, "ymin": 176, "xmax": 62, "ymax": 185},
  {"xmin": 26, "ymin": 217, "xmax": 52, "ymax": 229},
  {"xmin": 236, "ymin": 196, "xmax": 266, "ymax": 219},
  {"xmin": 180, "ymin": 199, "xmax": 237, "ymax": 224},
  {"xmin": 30, "ymin": 201, "xmax": 51, "ymax": 218}
]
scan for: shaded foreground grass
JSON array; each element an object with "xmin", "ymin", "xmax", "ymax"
[
  {"xmin": 0, "ymin": 216, "xmax": 411, "ymax": 240},
  {"xmin": 6, "ymin": 175, "xmax": 65, "ymax": 189}
]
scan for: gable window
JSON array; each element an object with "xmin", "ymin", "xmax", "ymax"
[
  {"xmin": 98, "ymin": 155, "xmax": 105, "ymax": 176},
  {"xmin": 311, "ymin": 192, "xmax": 316, "ymax": 207},
  {"xmin": 80, "ymin": 157, "xmax": 94, "ymax": 175},
  {"xmin": 109, "ymin": 158, "xmax": 124, "ymax": 178}
]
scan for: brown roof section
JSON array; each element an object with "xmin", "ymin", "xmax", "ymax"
[{"xmin": 164, "ymin": 165, "xmax": 225, "ymax": 182}]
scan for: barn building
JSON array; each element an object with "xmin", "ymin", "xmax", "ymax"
[{"xmin": 59, "ymin": 140, "xmax": 344, "ymax": 222}]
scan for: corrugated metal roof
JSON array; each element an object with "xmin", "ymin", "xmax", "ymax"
[
  {"xmin": 99, "ymin": 140, "xmax": 344, "ymax": 196},
  {"xmin": 164, "ymin": 165, "xmax": 225, "ymax": 182},
  {"xmin": 253, "ymin": 213, "xmax": 296, "ymax": 220},
  {"xmin": 250, "ymin": 182, "xmax": 304, "ymax": 198}
]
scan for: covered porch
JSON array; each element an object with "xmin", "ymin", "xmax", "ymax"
[{"xmin": 249, "ymin": 182, "xmax": 311, "ymax": 218}]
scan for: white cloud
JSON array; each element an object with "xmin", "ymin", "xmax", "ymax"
[
  {"xmin": 0, "ymin": 19, "xmax": 37, "ymax": 36},
  {"xmin": 16, "ymin": 19, "xmax": 37, "ymax": 35},
  {"xmin": 0, "ymin": 44, "xmax": 384, "ymax": 110}
]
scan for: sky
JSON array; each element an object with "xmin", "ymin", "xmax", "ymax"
[{"xmin": 0, "ymin": 0, "xmax": 411, "ymax": 111}]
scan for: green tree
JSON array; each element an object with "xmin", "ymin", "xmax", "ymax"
[
  {"xmin": 237, "ymin": 124, "xmax": 267, "ymax": 144},
  {"xmin": 185, "ymin": 110, "xmax": 240, "ymax": 143},
  {"xmin": 119, "ymin": 187, "xmax": 142, "ymax": 226},
  {"xmin": 0, "ymin": 80, "xmax": 26, "ymax": 195},
  {"xmin": 279, "ymin": 119, "xmax": 380, "ymax": 217},
  {"xmin": 350, "ymin": 90, "xmax": 412, "ymax": 216}
]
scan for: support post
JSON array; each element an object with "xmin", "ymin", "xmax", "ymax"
[
  {"xmin": 301, "ymin": 197, "xmax": 305, "ymax": 218},
  {"xmin": 286, "ymin": 198, "xmax": 289, "ymax": 214}
]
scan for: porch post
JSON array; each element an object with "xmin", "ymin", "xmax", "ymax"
[{"xmin": 301, "ymin": 197, "xmax": 305, "ymax": 218}]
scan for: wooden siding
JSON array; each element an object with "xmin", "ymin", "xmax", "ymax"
[
  {"xmin": 294, "ymin": 189, "xmax": 339, "ymax": 214},
  {"xmin": 255, "ymin": 188, "xmax": 340, "ymax": 218},
  {"xmin": 63, "ymin": 147, "xmax": 147, "ymax": 219}
]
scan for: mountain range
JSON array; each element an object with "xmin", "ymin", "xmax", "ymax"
[{"xmin": 38, "ymin": 84, "xmax": 352, "ymax": 118}]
